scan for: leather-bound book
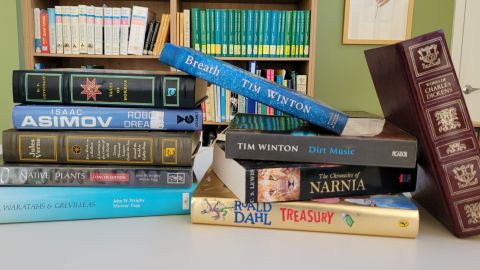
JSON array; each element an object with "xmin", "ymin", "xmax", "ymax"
[{"xmin": 365, "ymin": 30, "xmax": 480, "ymax": 237}]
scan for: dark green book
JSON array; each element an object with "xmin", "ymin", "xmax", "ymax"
[
  {"xmin": 222, "ymin": 9, "xmax": 228, "ymax": 56},
  {"xmin": 200, "ymin": 10, "xmax": 207, "ymax": 54},
  {"xmin": 241, "ymin": 10, "xmax": 247, "ymax": 56},
  {"xmin": 234, "ymin": 10, "xmax": 241, "ymax": 56},
  {"xmin": 298, "ymin": 10, "xmax": 305, "ymax": 57},
  {"xmin": 253, "ymin": 10, "xmax": 259, "ymax": 56},
  {"xmin": 228, "ymin": 9, "xmax": 235, "ymax": 56},
  {"xmin": 304, "ymin": 10, "xmax": 310, "ymax": 57},
  {"xmin": 246, "ymin": 10, "xmax": 254, "ymax": 57},
  {"xmin": 263, "ymin": 10, "xmax": 271, "ymax": 57},
  {"xmin": 191, "ymin": 8, "xmax": 200, "ymax": 51},
  {"xmin": 258, "ymin": 10, "xmax": 264, "ymax": 57},
  {"xmin": 290, "ymin": 11, "xmax": 297, "ymax": 56},
  {"xmin": 209, "ymin": 9, "xmax": 216, "ymax": 56},
  {"xmin": 284, "ymin": 11, "xmax": 292, "ymax": 57}
]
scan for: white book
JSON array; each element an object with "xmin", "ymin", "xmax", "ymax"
[
  {"xmin": 54, "ymin": 6, "xmax": 63, "ymax": 54},
  {"xmin": 70, "ymin": 6, "xmax": 80, "ymax": 54},
  {"xmin": 112, "ymin": 7, "xmax": 121, "ymax": 55},
  {"xmin": 94, "ymin": 6, "xmax": 103, "ymax": 55},
  {"xmin": 78, "ymin": 5, "xmax": 87, "ymax": 53},
  {"xmin": 33, "ymin": 8, "xmax": 41, "ymax": 53},
  {"xmin": 296, "ymin": 75, "xmax": 307, "ymax": 95},
  {"xmin": 119, "ymin": 7, "xmax": 131, "ymax": 55},
  {"xmin": 62, "ymin": 6, "xmax": 72, "ymax": 54},
  {"xmin": 183, "ymin": 9, "xmax": 190, "ymax": 48},
  {"xmin": 127, "ymin": 6, "xmax": 155, "ymax": 55},
  {"xmin": 86, "ymin": 5, "xmax": 95, "ymax": 54},
  {"xmin": 103, "ymin": 7, "xmax": 113, "ymax": 55}
]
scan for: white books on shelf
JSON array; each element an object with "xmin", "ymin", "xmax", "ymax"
[
  {"xmin": 86, "ymin": 5, "xmax": 95, "ymax": 54},
  {"xmin": 296, "ymin": 75, "xmax": 307, "ymax": 95},
  {"xmin": 54, "ymin": 6, "xmax": 63, "ymax": 54},
  {"xmin": 94, "ymin": 6, "xmax": 103, "ymax": 55},
  {"xmin": 112, "ymin": 7, "xmax": 121, "ymax": 55},
  {"xmin": 34, "ymin": 8, "xmax": 41, "ymax": 53},
  {"xmin": 127, "ymin": 6, "xmax": 155, "ymax": 55},
  {"xmin": 119, "ymin": 7, "xmax": 131, "ymax": 55},
  {"xmin": 78, "ymin": 5, "xmax": 87, "ymax": 53},
  {"xmin": 103, "ymin": 7, "xmax": 113, "ymax": 55},
  {"xmin": 70, "ymin": 6, "xmax": 80, "ymax": 54},
  {"xmin": 62, "ymin": 6, "xmax": 72, "ymax": 54}
]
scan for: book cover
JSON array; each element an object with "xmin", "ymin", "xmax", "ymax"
[
  {"xmin": 213, "ymin": 143, "xmax": 416, "ymax": 203},
  {"xmin": 0, "ymin": 183, "xmax": 195, "ymax": 223},
  {"xmin": 191, "ymin": 170, "xmax": 419, "ymax": 238},
  {"xmin": 365, "ymin": 30, "xmax": 480, "ymax": 238},
  {"xmin": 2, "ymin": 129, "xmax": 200, "ymax": 166},
  {"xmin": 0, "ymin": 163, "xmax": 194, "ymax": 187},
  {"xmin": 12, "ymin": 69, "xmax": 206, "ymax": 109},
  {"xmin": 225, "ymin": 113, "xmax": 417, "ymax": 168},
  {"xmin": 12, "ymin": 105, "xmax": 203, "ymax": 130},
  {"xmin": 160, "ymin": 44, "xmax": 365, "ymax": 135}
]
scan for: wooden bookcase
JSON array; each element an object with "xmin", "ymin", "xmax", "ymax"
[{"xmin": 20, "ymin": 0, "xmax": 317, "ymax": 125}]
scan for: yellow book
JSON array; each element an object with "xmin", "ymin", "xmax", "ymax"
[{"xmin": 191, "ymin": 170, "xmax": 419, "ymax": 238}]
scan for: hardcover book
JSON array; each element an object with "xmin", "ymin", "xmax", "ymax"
[
  {"xmin": 225, "ymin": 113, "xmax": 417, "ymax": 168},
  {"xmin": 0, "ymin": 183, "xmax": 195, "ymax": 223},
  {"xmin": 0, "ymin": 163, "xmax": 194, "ymax": 187},
  {"xmin": 2, "ymin": 129, "xmax": 200, "ymax": 166},
  {"xmin": 12, "ymin": 69, "xmax": 207, "ymax": 109},
  {"xmin": 159, "ymin": 43, "xmax": 385, "ymax": 136},
  {"xmin": 365, "ymin": 30, "xmax": 480, "ymax": 237},
  {"xmin": 191, "ymin": 170, "xmax": 419, "ymax": 238},
  {"xmin": 13, "ymin": 105, "xmax": 203, "ymax": 131},
  {"xmin": 213, "ymin": 143, "xmax": 416, "ymax": 203}
]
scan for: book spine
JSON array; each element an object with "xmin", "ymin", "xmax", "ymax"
[
  {"xmin": 199, "ymin": 10, "xmax": 207, "ymax": 54},
  {"xmin": 277, "ymin": 11, "xmax": 284, "ymax": 56},
  {"xmin": 252, "ymin": 10, "xmax": 259, "ymax": 57},
  {"xmin": 34, "ymin": 8, "xmax": 41, "ymax": 53},
  {"xmin": 214, "ymin": 9, "xmax": 222, "ymax": 56},
  {"xmin": 220, "ymin": 87, "xmax": 226, "ymax": 122},
  {"xmin": 205, "ymin": 84, "xmax": 213, "ymax": 122},
  {"xmin": 234, "ymin": 10, "xmax": 241, "ymax": 56},
  {"xmin": 209, "ymin": 10, "xmax": 215, "ymax": 55},
  {"xmin": 221, "ymin": 10, "xmax": 228, "ymax": 56},
  {"xmin": 62, "ymin": 6, "xmax": 72, "ymax": 54},
  {"xmin": 298, "ymin": 10, "xmax": 305, "ymax": 57},
  {"xmin": 127, "ymin": 6, "xmax": 149, "ymax": 55},
  {"xmin": 257, "ymin": 10, "xmax": 264, "ymax": 57},
  {"xmin": 40, "ymin": 10, "xmax": 50, "ymax": 53},
  {"xmin": 13, "ymin": 105, "xmax": 203, "ymax": 130},
  {"xmin": 2, "ymin": 130, "xmax": 199, "ymax": 166},
  {"xmin": 0, "ymin": 184, "xmax": 195, "ymax": 223},
  {"xmin": 191, "ymin": 195, "xmax": 419, "ymax": 238},
  {"xmin": 284, "ymin": 11, "xmax": 291, "ymax": 57},
  {"xmin": 0, "ymin": 165, "xmax": 194, "ymax": 187},
  {"xmin": 111, "ymin": 8, "xmax": 121, "ymax": 55},
  {"xmin": 103, "ymin": 7, "xmax": 113, "ymax": 55},
  {"xmin": 205, "ymin": 10, "xmax": 211, "ymax": 55},
  {"xmin": 159, "ymin": 44, "xmax": 349, "ymax": 134},
  {"xmin": 119, "ymin": 7, "xmax": 131, "ymax": 55},
  {"xmin": 262, "ymin": 10, "xmax": 270, "ymax": 57},
  {"xmin": 143, "ymin": 21, "xmax": 155, "ymax": 55},
  {"xmin": 240, "ymin": 10, "xmax": 246, "ymax": 56},
  {"xmin": 55, "ymin": 6, "xmax": 64, "ymax": 54},
  {"xmin": 47, "ymin": 8, "xmax": 56, "ymax": 54},
  {"xmin": 246, "ymin": 10, "xmax": 253, "ymax": 57},
  {"xmin": 184, "ymin": 9, "xmax": 191, "ymax": 48},
  {"xmin": 94, "ymin": 6, "xmax": 103, "ymax": 55},
  {"xmin": 12, "ymin": 70, "xmax": 199, "ymax": 108},
  {"xmin": 296, "ymin": 74, "xmax": 307, "ymax": 95},
  {"xmin": 228, "ymin": 9, "xmax": 234, "ymax": 56},
  {"xmin": 78, "ymin": 5, "xmax": 87, "ymax": 54},
  {"xmin": 147, "ymin": 20, "xmax": 160, "ymax": 55},
  {"xmin": 304, "ymin": 10, "xmax": 310, "ymax": 57},
  {"xmin": 270, "ymin": 10, "xmax": 278, "ymax": 57},
  {"xmin": 290, "ymin": 11, "xmax": 297, "ymax": 57},
  {"xmin": 70, "ymin": 6, "xmax": 80, "ymax": 54},
  {"xmin": 191, "ymin": 9, "xmax": 199, "ymax": 51},
  {"xmin": 86, "ymin": 5, "xmax": 95, "ymax": 55},
  {"xmin": 225, "ymin": 129, "xmax": 417, "ymax": 168}
]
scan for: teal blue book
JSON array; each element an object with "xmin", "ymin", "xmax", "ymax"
[
  {"xmin": 221, "ymin": 10, "xmax": 228, "ymax": 56},
  {"xmin": 270, "ymin": 10, "xmax": 279, "ymax": 57},
  {"xmin": 246, "ymin": 10, "xmax": 254, "ymax": 57},
  {"xmin": 284, "ymin": 11, "xmax": 292, "ymax": 57},
  {"xmin": 253, "ymin": 10, "xmax": 259, "ymax": 56},
  {"xmin": 297, "ymin": 10, "xmax": 305, "ymax": 57},
  {"xmin": 200, "ymin": 10, "xmax": 207, "ymax": 54},
  {"xmin": 240, "ymin": 10, "xmax": 247, "ymax": 56},
  {"xmin": 159, "ymin": 43, "xmax": 357, "ymax": 134},
  {"xmin": 277, "ymin": 10, "xmax": 285, "ymax": 56},
  {"xmin": 291, "ymin": 11, "xmax": 297, "ymax": 56},
  {"xmin": 0, "ymin": 184, "xmax": 196, "ymax": 223},
  {"xmin": 228, "ymin": 9, "xmax": 234, "ymax": 56},
  {"xmin": 191, "ymin": 8, "xmax": 200, "ymax": 51},
  {"xmin": 263, "ymin": 10, "xmax": 270, "ymax": 57},
  {"xmin": 209, "ymin": 9, "xmax": 216, "ymax": 56},
  {"xmin": 214, "ymin": 9, "xmax": 222, "ymax": 56},
  {"xmin": 234, "ymin": 10, "xmax": 241, "ymax": 56},
  {"xmin": 257, "ymin": 10, "xmax": 264, "ymax": 57}
]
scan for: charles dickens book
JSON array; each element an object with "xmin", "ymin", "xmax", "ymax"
[
  {"xmin": 0, "ymin": 184, "xmax": 195, "ymax": 224},
  {"xmin": 225, "ymin": 113, "xmax": 417, "ymax": 168},
  {"xmin": 365, "ymin": 30, "xmax": 480, "ymax": 237},
  {"xmin": 2, "ymin": 130, "xmax": 200, "ymax": 166},
  {"xmin": 159, "ymin": 43, "xmax": 385, "ymax": 135},
  {"xmin": 191, "ymin": 170, "xmax": 419, "ymax": 238},
  {"xmin": 213, "ymin": 143, "xmax": 416, "ymax": 203},
  {"xmin": 13, "ymin": 69, "xmax": 207, "ymax": 108},
  {"xmin": 0, "ymin": 164, "xmax": 194, "ymax": 187}
]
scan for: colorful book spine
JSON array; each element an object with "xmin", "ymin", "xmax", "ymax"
[
  {"xmin": 112, "ymin": 7, "xmax": 121, "ymax": 55},
  {"xmin": 39, "ymin": 9, "xmax": 50, "ymax": 53},
  {"xmin": 2, "ymin": 129, "xmax": 200, "ymax": 166},
  {"xmin": 13, "ymin": 105, "xmax": 203, "ymax": 130},
  {"xmin": 0, "ymin": 164, "xmax": 194, "ymax": 187},
  {"xmin": 290, "ymin": 11, "xmax": 297, "ymax": 56},
  {"xmin": 62, "ymin": 6, "xmax": 72, "ymax": 54},
  {"xmin": 246, "ymin": 10, "xmax": 253, "ymax": 57},
  {"xmin": 86, "ymin": 5, "xmax": 95, "ymax": 55},
  {"xmin": 70, "ymin": 6, "xmax": 80, "ymax": 55},
  {"xmin": 240, "ymin": 10, "xmax": 246, "ymax": 56},
  {"xmin": 78, "ymin": 5, "xmax": 87, "ymax": 54},
  {"xmin": 0, "ymin": 184, "xmax": 195, "ymax": 223},
  {"xmin": 205, "ymin": 10, "xmax": 211, "ymax": 55},
  {"xmin": 277, "ymin": 11, "xmax": 284, "ymax": 56},
  {"xmin": 34, "ymin": 8, "xmax": 41, "ymax": 53},
  {"xmin": 119, "ymin": 7, "xmax": 131, "ymax": 55},
  {"xmin": 191, "ymin": 170, "xmax": 419, "ymax": 238},
  {"xmin": 159, "ymin": 43, "xmax": 349, "ymax": 134},
  {"xmin": 47, "ymin": 8, "xmax": 56, "ymax": 54},
  {"xmin": 94, "ymin": 6, "xmax": 103, "ymax": 55},
  {"xmin": 55, "ymin": 6, "xmax": 64, "ymax": 54}
]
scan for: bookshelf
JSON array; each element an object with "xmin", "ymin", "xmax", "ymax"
[{"xmin": 20, "ymin": 0, "xmax": 317, "ymax": 125}]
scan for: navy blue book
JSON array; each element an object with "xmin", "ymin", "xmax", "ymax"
[
  {"xmin": 159, "ymin": 43, "xmax": 384, "ymax": 135},
  {"xmin": 13, "ymin": 105, "xmax": 202, "ymax": 130}
]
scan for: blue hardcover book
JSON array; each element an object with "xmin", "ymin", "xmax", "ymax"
[
  {"xmin": 159, "ymin": 43, "xmax": 352, "ymax": 134},
  {"xmin": 0, "ymin": 184, "xmax": 196, "ymax": 223},
  {"xmin": 13, "ymin": 105, "xmax": 203, "ymax": 130},
  {"xmin": 247, "ymin": 61, "xmax": 257, "ymax": 114}
]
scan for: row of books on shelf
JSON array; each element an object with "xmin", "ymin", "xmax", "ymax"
[{"xmin": 34, "ymin": 5, "xmax": 168, "ymax": 56}]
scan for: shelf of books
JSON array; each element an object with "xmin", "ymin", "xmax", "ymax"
[{"xmin": 21, "ymin": 0, "xmax": 316, "ymax": 125}]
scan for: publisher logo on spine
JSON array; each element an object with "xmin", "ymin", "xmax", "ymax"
[
  {"xmin": 408, "ymin": 36, "xmax": 451, "ymax": 78},
  {"xmin": 167, "ymin": 173, "xmax": 186, "ymax": 184}
]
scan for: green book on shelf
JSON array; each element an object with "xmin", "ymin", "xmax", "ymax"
[
  {"xmin": 200, "ymin": 10, "xmax": 207, "ymax": 54},
  {"xmin": 270, "ymin": 10, "xmax": 279, "ymax": 57},
  {"xmin": 246, "ymin": 10, "xmax": 254, "ymax": 57},
  {"xmin": 257, "ymin": 10, "xmax": 264, "ymax": 57},
  {"xmin": 222, "ymin": 9, "xmax": 228, "ymax": 56},
  {"xmin": 290, "ymin": 11, "xmax": 297, "ymax": 56},
  {"xmin": 214, "ymin": 9, "xmax": 222, "ymax": 56},
  {"xmin": 191, "ymin": 8, "xmax": 200, "ymax": 51},
  {"xmin": 205, "ymin": 10, "xmax": 211, "ymax": 54},
  {"xmin": 234, "ymin": 10, "xmax": 241, "ymax": 56},
  {"xmin": 263, "ymin": 10, "xmax": 270, "ymax": 57},
  {"xmin": 304, "ymin": 10, "xmax": 310, "ymax": 57},
  {"xmin": 253, "ymin": 10, "xmax": 259, "ymax": 56},
  {"xmin": 298, "ymin": 10, "xmax": 305, "ymax": 57},
  {"xmin": 210, "ymin": 9, "xmax": 216, "ymax": 56},
  {"xmin": 284, "ymin": 10, "xmax": 292, "ymax": 57},
  {"xmin": 228, "ymin": 9, "xmax": 235, "ymax": 56},
  {"xmin": 277, "ymin": 10, "xmax": 285, "ymax": 56},
  {"xmin": 241, "ymin": 10, "xmax": 247, "ymax": 56}
]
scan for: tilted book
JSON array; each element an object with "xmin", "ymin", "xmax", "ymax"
[
  {"xmin": 365, "ymin": 30, "xmax": 480, "ymax": 237},
  {"xmin": 191, "ymin": 170, "xmax": 419, "ymax": 238},
  {"xmin": 0, "ymin": 184, "xmax": 195, "ymax": 223},
  {"xmin": 12, "ymin": 69, "xmax": 207, "ymax": 108},
  {"xmin": 159, "ymin": 43, "xmax": 385, "ymax": 135},
  {"xmin": 2, "ymin": 129, "xmax": 200, "ymax": 167},
  {"xmin": 213, "ymin": 143, "xmax": 416, "ymax": 203},
  {"xmin": 225, "ymin": 113, "xmax": 417, "ymax": 168},
  {"xmin": 12, "ymin": 105, "xmax": 202, "ymax": 131},
  {"xmin": 0, "ymin": 163, "xmax": 194, "ymax": 187}
]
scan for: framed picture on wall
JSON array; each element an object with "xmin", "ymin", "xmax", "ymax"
[{"xmin": 343, "ymin": 0, "xmax": 415, "ymax": 44}]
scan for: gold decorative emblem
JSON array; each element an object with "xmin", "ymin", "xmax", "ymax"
[
  {"xmin": 72, "ymin": 145, "xmax": 81, "ymax": 154},
  {"xmin": 398, "ymin": 219, "xmax": 410, "ymax": 228},
  {"xmin": 164, "ymin": 147, "xmax": 176, "ymax": 157},
  {"xmin": 464, "ymin": 202, "xmax": 480, "ymax": 225},
  {"xmin": 418, "ymin": 44, "xmax": 440, "ymax": 69},
  {"xmin": 446, "ymin": 142, "xmax": 467, "ymax": 154},
  {"xmin": 453, "ymin": 163, "xmax": 478, "ymax": 189},
  {"xmin": 435, "ymin": 107, "xmax": 461, "ymax": 133}
]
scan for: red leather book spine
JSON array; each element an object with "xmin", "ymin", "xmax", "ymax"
[{"xmin": 40, "ymin": 10, "xmax": 50, "ymax": 53}]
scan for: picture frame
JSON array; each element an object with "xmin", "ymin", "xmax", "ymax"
[{"xmin": 343, "ymin": 0, "xmax": 415, "ymax": 44}]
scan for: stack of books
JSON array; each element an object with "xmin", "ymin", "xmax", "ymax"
[{"xmin": 0, "ymin": 68, "xmax": 207, "ymax": 223}]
